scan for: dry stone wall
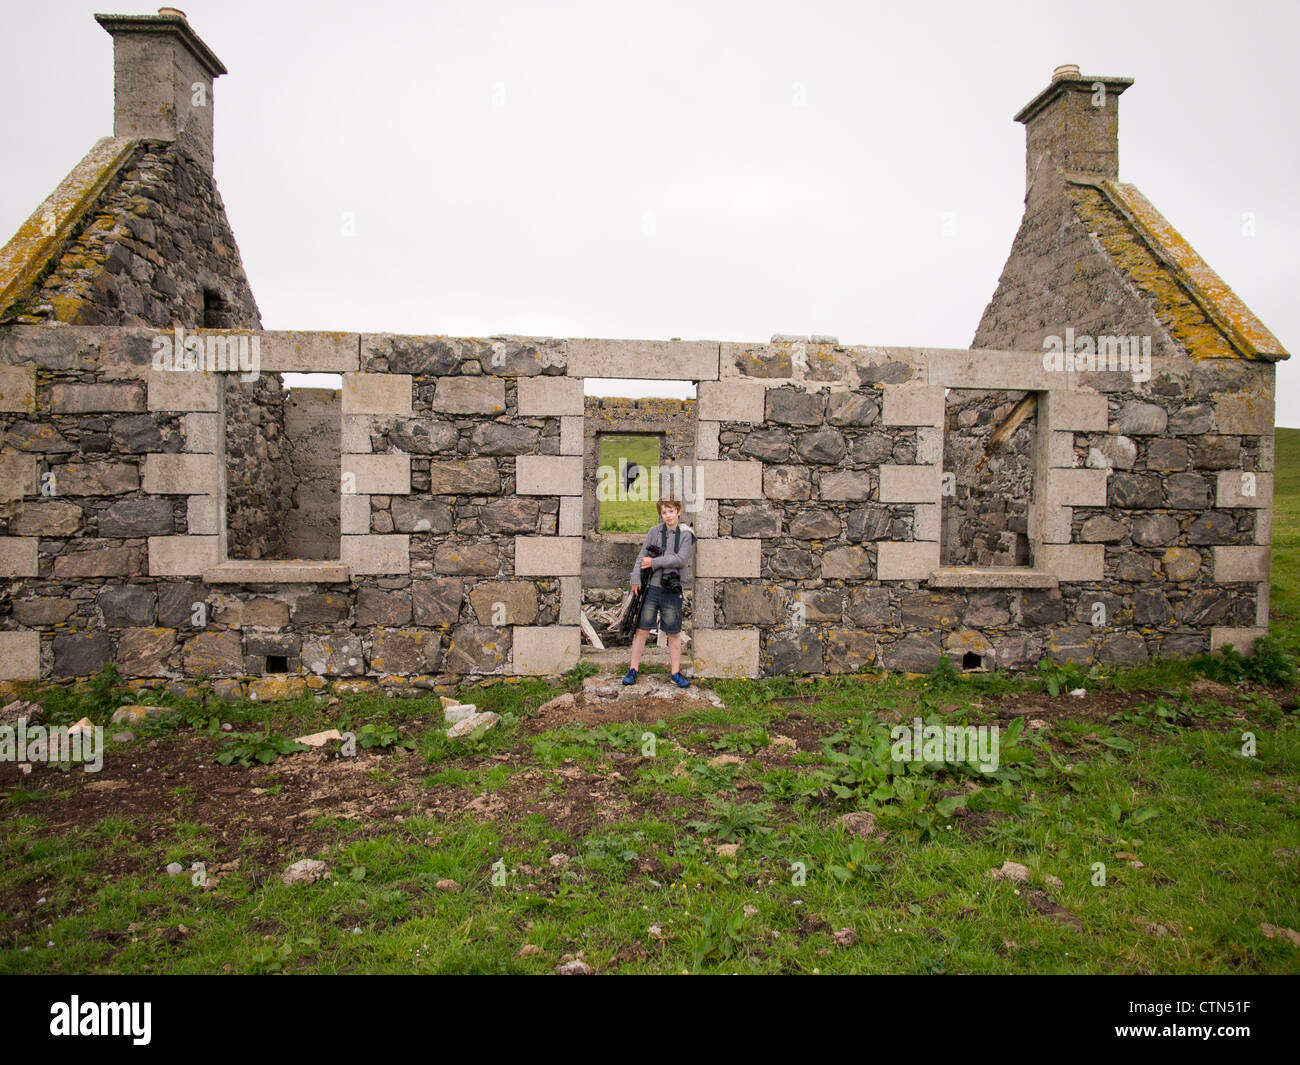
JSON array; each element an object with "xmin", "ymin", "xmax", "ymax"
[
  {"xmin": 280, "ymin": 388, "xmax": 341, "ymax": 560},
  {"xmin": 223, "ymin": 375, "xmax": 291, "ymax": 560},
  {"xmin": 0, "ymin": 326, "xmax": 1275, "ymax": 690}
]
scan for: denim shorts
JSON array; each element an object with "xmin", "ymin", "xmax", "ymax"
[{"xmin": 637, "ymin": 585, "xmax": 683, "ymax": 635}]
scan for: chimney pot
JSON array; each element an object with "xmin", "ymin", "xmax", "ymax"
[
  {"xmin": 1014, "ymin": 68, "xmax": 1134, "ymax": 193},
  {"xmin": 157, "ymin": 7, "xmax": 188, "ymax": 18}
]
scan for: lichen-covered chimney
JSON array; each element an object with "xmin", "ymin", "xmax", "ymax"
[
  {"xmin": 94, "ymin": 8, "xmax": 227, "ymax": 173},
  {"xmin": 1015, "ymin": 65, "xmax": 1133, "ymax": 204}
]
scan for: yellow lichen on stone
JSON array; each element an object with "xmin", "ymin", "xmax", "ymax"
[
  {"xmin": 47, "ymin": 294, "xmax": 94, "ymax": 323},
  {"xmin": 1107, "ymin": 181, "xmax": 1287, "ymax": 360},
  {"xmin": 333, "ymin": 678, "xmax": 379, "ymax": 695},
  {"xmin": 1070, "ymin": 186, "xmax": 1235, "ymax": 360},
  {"xmin": 1070, "ymin": 180, "xmax": 1288, "ymax": 363},
  {"xmin": 0, "ymin": 136, "xmax": 137, "ymax": 318},
  {"xmin": 247, "ymin": 676, "xmax": 308, "ymax": 701}
]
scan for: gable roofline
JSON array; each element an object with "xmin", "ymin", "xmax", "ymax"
[
  {"xmin": 0, "ymin": 136, "xmax": 138, "ymax": 322},
  {"xmin": 1066, "ymin": 174, "xmax": 1288, "ymax": 362}
]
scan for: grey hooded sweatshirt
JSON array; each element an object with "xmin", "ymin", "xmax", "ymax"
[{"xmin": 630, "ymin": 521, "xmax": 694, "ymax": 590}]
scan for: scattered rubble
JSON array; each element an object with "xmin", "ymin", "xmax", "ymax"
[
  {"xmin": 839, "ymin": 812, "xmax": 879, "ymax": 840},
  {"xmin": 990, "ymin": 860, "xmax": 1031, "ymax": 883},
  {"xmin": 294, "ymin": 729, "xmax": 343, "ymax": 747},
  {"xmin": 446, "ymin": 712, "xmax": 500, "ymax": 738},
  {"xmin": 109, "ymin": 705, "xmax": 164, "ymax": 725},
  {"xmin": 281, "ymin": 859, "xmax": 330, "ymax": 885},
  {"xmin": 443, "ymin": 703, "xmax": 478, "ymax": 724},
  {"xmin": 1, "ymin": 700, "xmax": 42, "ymax": 725}
]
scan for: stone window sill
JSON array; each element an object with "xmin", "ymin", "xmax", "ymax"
[
  {"xmin": 594, "ymin": 531, "xmax": 650, "ymax": 544},
  {"xmin": 202, "ymin": 560, "xmax": 350, "ymax": 584},
  {"xmin": 927, "ymin": 566, "xmax": 1058, "ymax": 589}
]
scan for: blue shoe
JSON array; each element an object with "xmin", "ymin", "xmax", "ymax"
[
  {"xmin": 671, "ymin": 672, "xmax": 690, "ymax": 688},
  {"xmin": 622, "ymin": 668, "xmax": 638, "ymax": 685}
]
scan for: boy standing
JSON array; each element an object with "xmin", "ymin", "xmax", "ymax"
[{"xmin": 623, "ymin": 497, "xmax": 693, "ymax": 688}]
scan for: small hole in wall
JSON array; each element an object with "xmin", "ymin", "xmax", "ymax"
[
  {"xmin": 962, "ymin": 652, "xmax": 983, "ymax": 671},
  {"xmin": 264, "ymin": 655, "xmax": 289, "ymax": 674},
  {"xmin": 203, "ymin": 289, "xmax": 232, "ymax": 328}
]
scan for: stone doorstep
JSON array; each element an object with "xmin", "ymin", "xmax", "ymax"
[
  {"xmin": 581, "ymin": 647, "xmax": 680, "ymax": 670},
  {"xmin": 927, "ymin": 566, "xmax": 1060, "ymax": 589},
  {"xmin": 202, "ymin": 560, "xmax": 350, "ymax": 583}
]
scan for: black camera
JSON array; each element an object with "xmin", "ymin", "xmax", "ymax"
[{"xmin": 645, "ymin": 545, "xmax": 682, "ymax": 594}]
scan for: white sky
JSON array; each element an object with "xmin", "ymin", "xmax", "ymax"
[{"xmin": 3, "ymin": 0, "xmax": 1297, "ymax": 415}]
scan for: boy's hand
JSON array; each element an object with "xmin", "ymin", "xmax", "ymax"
[{"xmin": 641, "ymin": 557, "xmax": 652, "ymax": 570}]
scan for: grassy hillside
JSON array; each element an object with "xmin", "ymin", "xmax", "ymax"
[{"xmin": 1270, "ymin": 428, "xmax": 1300, "ymax": 657}]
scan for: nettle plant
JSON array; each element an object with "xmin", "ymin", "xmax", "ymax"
[
  {"xmin": 1194, "ymin": 636, "xmax": 1297, "ymax": 689},
  {"xmin": 687, "ymin": 797, "xmax": 774, "ymax": 843},
  {"xmin": 39, "ymin": 663, "xmax": 134, "ymax": 726},
  {"xmin": 216, "ymin": 727, "xmax": 310, "ymax": 768},
  {"xmin": 709, "ymin": 728, "xmax": 770, "ymax": 755},
  {"xmin": 815, "ymin": 711, "xmax": 1041, "ymax": 840},
  {"xmin": 354, "ymin": 722, "xmax": 415, "ymax": 750},
  {"xmin": 1034, "ymin": 657, "xmax": 1102, "ymax": 697}
]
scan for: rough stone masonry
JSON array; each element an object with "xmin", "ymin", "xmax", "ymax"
[{"xmin": 0, "ymin": 20, "xmax": 1286, "ymax": 695}]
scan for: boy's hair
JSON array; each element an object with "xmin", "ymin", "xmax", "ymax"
[{"xmin": 656, "ymin": 497, "xmax": 683, "ymax": 518}]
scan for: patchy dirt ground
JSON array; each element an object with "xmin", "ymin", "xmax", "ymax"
[
  {"xmin": 3, "ymin": 675, "xmax": 1293, "ymax": 929},
  {"xmin": 525, "ymin": 676, "xmax": 723, "ymax": 731},
  {"xmin": 0, "ymin": 682, "xmax": 726, "ymax": 920}
]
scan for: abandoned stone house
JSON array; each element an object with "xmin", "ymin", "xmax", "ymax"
[{"xmin": 0, "ymin": 11, "xmax": 1286, "ymax": 693}]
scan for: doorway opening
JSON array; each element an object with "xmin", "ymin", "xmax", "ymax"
[{"xmin": 578, "ymin": 378, "xmax": 698, "ymax": 667}]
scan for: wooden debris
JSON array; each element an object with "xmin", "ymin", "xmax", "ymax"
[
  {"xmin": 976, "ymin": 392, "xmax": 1036, "ymax": 472},
  {"xmin": 578, "ymin": 610, "xmax": 605, "ymax": 650}
]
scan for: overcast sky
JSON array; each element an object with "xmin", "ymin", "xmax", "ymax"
[{"xmin": 3, "ymin": 0, "xmax": 1297, "ymax": 416}]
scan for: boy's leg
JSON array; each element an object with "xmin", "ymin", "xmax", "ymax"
[
  {"xmin": 629, "ymin": 627, "xmax": 650, "ymax": 670},
  {"xmin": 630, "ymin": 586, "xmax": 659, "ymax": 671},
  {"xmin": 668, "ymin": 632, "xmax": 681, "ymax": 675}
]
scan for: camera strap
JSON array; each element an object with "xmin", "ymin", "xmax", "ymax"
[{"xmin": 659, "ymin": 523, "xmax": 680, "ymax": 554}]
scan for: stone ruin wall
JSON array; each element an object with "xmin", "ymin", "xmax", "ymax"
[{"xmin": 0, "ymin": 327, "xmax": 1275, "ymax": 693}]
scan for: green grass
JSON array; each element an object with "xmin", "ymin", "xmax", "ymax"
[
  {"xmin": 1270, "ymin": 428, "xmax": 1300, "ymax": 660},
  {"xmin": 2, "ymin": 657, "xmax": 1296, "ymax": 974},
  {"xmin": 598, "ymin": 433, "xmax": 661, "ymax": 532}
]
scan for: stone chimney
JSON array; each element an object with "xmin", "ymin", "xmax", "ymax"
[
  {"xmin": 94, "ymin": 9, "xmax": 227, "ymax": 172},
  {"xmin": 1015, "ymin": 65, "xmax": 1133, "ymax": 200}
]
